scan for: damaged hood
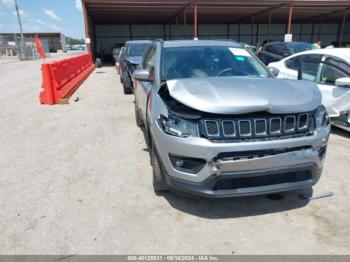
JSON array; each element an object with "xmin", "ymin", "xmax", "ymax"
[{"xmin": 166, "ymin": 77, "xmax": 321, "ymax": 114}]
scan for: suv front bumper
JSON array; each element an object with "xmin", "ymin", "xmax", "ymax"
[{"xmin": 151, "ymin": 121, "xmax": 329, "ymax": 198}]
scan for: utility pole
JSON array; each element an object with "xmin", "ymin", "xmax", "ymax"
[{"xmin": 14, "ymin": 0, "xmax": 25, "ymax": 60}]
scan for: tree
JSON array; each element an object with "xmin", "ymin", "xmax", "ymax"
[{"xmin": 66, "ymin": 37, "xmax": 85, "ymax": 45}]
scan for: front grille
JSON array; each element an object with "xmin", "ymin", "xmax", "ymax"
[
  {"xmin": 238, "ymin": 120, "xmax": 251, "ymax": 136},
  {"xmin": 298, "ymin": 113, "xmax": 309, "ymax": 130},
  {"xmin": 205, "ymin": 120, "xmax": 219, "ymax": 136},
  {"xmin": 284, "ymin": 116, "xmax": 296, "ymax": 133},
  {"xmin": 202, "ymin": 112, "xmax": 313, "ymax": 141},
  {"xmin": 213, "ymin": 171, "xmax": 312, "ymax": 191},
  {"xmin": 222, "ymin": 120, "xmax": 235, "ymax": 136},
  {"xmin": 255, "ymin": 119, "xmax": 267, "ymax": 135},
  {"xmin": 270, "ymin": 118, "xmax": 281, "ymax": 134}
]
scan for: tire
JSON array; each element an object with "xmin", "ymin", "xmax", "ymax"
[
  {"xmin": 95, "ymin": 58, "xmax": 102, "ymax": 68},
  {"xmin": 151, "ymin": 145, "xmax": 169, "ymax": 194},
  {"xmin": 135, "ymin": 102, "xmax": 144, "ymax": 127},
  {"xmin": 122, "ymin": 71, "xmax": 132, "ymax": 94}
]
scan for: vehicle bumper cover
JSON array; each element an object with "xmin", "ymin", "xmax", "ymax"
[{"xmin": 151, "ymin": 120, "xmax": 329, "ymax": 197}]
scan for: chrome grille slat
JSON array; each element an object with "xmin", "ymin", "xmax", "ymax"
[
  {"xmin": 270, "ymin": 118, "xmax": 282, "ymax": 135},
  {"xmin": 222, "ymin": 120, "xmax": 236, "ymax": 137},
  {"xmin": 284, "ymin": 116, "xmax": 296, "ymax": 133},
  {"xmin": 298, "ymin": 113, "xmax": 309, "ymax": 130},
  {"xmin": 255, "ymin": 119, "xmax": 267, "ymax": 136},
  {"xmin": 238, "ymin": 120, "xmax": 252, "ymax": 137},
  {"xmin": 204, "ymin": 120, "xmax": 220, "ymax": 136}
]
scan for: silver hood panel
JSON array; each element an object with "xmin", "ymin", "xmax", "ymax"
[{"xmin": 166, "ymin": 77, "xmax": 321, "ymax": 114}]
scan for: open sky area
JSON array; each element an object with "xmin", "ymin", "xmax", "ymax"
[{"xmin": 0, "ymin": 0, "xmax": 84, "ymax": 38}]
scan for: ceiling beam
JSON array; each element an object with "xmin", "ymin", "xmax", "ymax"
[{"xmin": 228, "ymin": 3, "xmax": 287, "ymax": 24}]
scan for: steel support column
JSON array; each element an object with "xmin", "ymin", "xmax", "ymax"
[
  {"xmin": 251, "ymin": 16, "xmax": 255, "ymax": 45},
  {"xmin": 163, "ymin": 24, "xmax": 166, "ymax": 40},
  {"xmin": 318, "ymin": 15, "xmax": 323, "ymax": 41},
  {"xmin": 129, "ymin": 24, "xmax": 133, "ymax": 40},
  {"xmin": 184, "ymin": 8, "xmax": 187, "ymax": 38},
  {"xmin": 82, "ymin": 0, "xmax": 92, "ymax": 54},
  {"xmin": 268, "ymin": 12, "xmax": 272, "ymax": 40},
  {"xmin": 287, "ymin": 5, "xmax": 293, "ymax": 34},
  {"xmin": 194, "ymin": 0, "xmax": 198, "ymax": 38},
  {"xmin": 339, "ymin": 11, "xmax": 348, "ymax": 46},
  {"xmin": 175, "ymin": 15, "xmax": 179, "ymax": 39},
  {"xmin": 238, "ymin": 23, "xmax": 241, "ymax": 42}
]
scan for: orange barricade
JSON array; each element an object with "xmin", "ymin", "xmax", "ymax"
[{"xmin": 39, "ymin": 54, "xmax": 95, "ymax": 105}]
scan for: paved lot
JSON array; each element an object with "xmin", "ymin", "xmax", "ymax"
[{"xmin": 0, "ymin": 57, "xmax": 350, "ymax": 255}]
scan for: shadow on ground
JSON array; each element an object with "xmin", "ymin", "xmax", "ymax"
[
  {"xmin": 162, "ymin": 188, "xmax": 311, "ymax": 219},
  {"xmin": 331, "ymin": 126, "xmax": 350, "ymax": 139}
]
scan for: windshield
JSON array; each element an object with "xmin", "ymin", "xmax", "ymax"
[
  {"xmin": 127, "ymin": 43, "xmax": 149, "ymax": 57},
  {"xmin": 161, "ymin": 46, "xmax": 271, "ymax": 81},
  {"xmin": 287, "ymin": 42, "xmax": 313, "ymax": 53},
  {"xmin": 113, "ymin": 48, "xmax": 120, "ymax": 55}
]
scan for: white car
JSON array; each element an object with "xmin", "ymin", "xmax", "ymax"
[{"xmin": 268, "ymin": 48, "xmax": 350, "ymax": 132}]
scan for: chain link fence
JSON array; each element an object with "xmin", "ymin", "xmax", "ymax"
[{"xmin": 0, "ymin": 34, "xmax": 50, "ymax": 60}]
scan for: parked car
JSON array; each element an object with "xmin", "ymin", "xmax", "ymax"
[
  {"xmin": 132, "ymin": 40, "xmax": 330, "ymax": 197},
  {"xmin": 114, "ymin": 46, "xmax": 124, "ymax": 74},
  {"xmin": 120, "ymin": 40, "xmax": 151, "ymax": 94},
  {"xmin": 112, "ymin": 47, "xmax": 122, "ymax": 64},
  {"xmin": 268, "ymin": 48, "xmax": 350, "ymax": 132},
  {"xmin": 257, "ymin": 41, "xmax": 314, "ymax": 65}
]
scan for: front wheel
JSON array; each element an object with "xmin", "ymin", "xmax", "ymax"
[
  {"xmin": 135, "ymin": 102, "xmax": 144, "ymax": 127},
  {"xmin": 122, "ymin": 71, "xmax": 132, "ymax": 94},
  {"xmin": 151, "ymin": 145, "xmax": 169, "ymax": 194}
]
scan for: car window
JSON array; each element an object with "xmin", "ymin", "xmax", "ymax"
[
  {"xmin": 274, "ymin": 45, "xmax": 289, "ymax": 56},
  {"xmin": 264, "ymin": 44, "xmax": 271, "ymax": 52},
  {"xmin": 264, "ymin": 44, "xmax": 276, "ymax": 53},
  {"xmin": 127, "ymin": 43, "xmax": 150, "ymax": 57},
  {"xmin": 286, "ymin": 42, "xmax": 313, "ymax": 54},
  {"xmin": 319, "ymin": 57, "xmax": 350, "ymax": 85},
  {"xmin": 264, "ymin": 43, "xmax": 287, "ymax": 56},
  {"xmin": 143, "ymin": 47, "xmax": 156, "ymax": 74},
  {"xmin": 300, "ymin": 55, "xmax": 323, "ymax": 81},
  {"xmin": 285, "ymin": 56, "xmax": 299, "ymax": 70},
  {"xmin": 161, "ymin": 46, "xmax": 271, "ymax": 81}
]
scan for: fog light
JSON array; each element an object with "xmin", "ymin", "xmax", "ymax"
[
  {"xmin": 174, "ymin": 159, "xmax": 184, "ymax": 168},
  {"xmin": 169, "ymin": 154, "xmax": 206, "ymax": 174},
  {"xmin": 319, "ymin": 146, "xmax": 327, "ymax": 159}
]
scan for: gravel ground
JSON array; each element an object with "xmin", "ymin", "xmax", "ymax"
[{"xmin": 0, "ymin": 57, "xmax": 349, "ymax": 255}]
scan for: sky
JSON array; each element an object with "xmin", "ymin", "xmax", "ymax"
[{"xmin": 0, "ymin": 0, "xmax": 84, "ymax": 38}]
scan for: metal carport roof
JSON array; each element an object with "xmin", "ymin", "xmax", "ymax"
[
  {"xmin": 83, "ymin": 0, "xmax": 349, "ymax": 24},
  {"xmin": 82, "ymin": 0, "xmax": 350, "ymax": 56}
]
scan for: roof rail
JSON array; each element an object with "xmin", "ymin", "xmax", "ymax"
[{"xmin": 212, "ymin": 38, "xmax": 239, "ymax": 43}]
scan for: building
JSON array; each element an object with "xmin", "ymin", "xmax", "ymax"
[
  {"xmin": 81, "ymin": 0, "xmax": 350, "ymax": 58},
  {"xmin": 0, "ymin": 32, "xmax": 66, "ymax": 54}
]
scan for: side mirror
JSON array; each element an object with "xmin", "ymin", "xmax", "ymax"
[
  {"xmin": 133, "ymin": 69, "xmax": 153, "ymax": 82},
  {"xmin": 269, "ymin": 67, "xmax": 280, "ymax": 77},
  {"xmin": 335, "ymin": 77, "xmax": 350, "ymax": 88}
]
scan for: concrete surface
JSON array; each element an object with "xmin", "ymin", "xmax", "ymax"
[{"xmin": 0, "ymin": 58, "xmax": 350, "ymax": 255}]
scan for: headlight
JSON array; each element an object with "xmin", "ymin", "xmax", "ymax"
[
  {"xmin": 315, "ymin": 105, "xmax": 330, "ymax": 128},
  {"xmin": 158, "ymin": 114, "xmax": 199, "ymax": 138}
]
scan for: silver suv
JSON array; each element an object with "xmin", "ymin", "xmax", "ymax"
[{"xmin": 133, "ymin": 40, "xmax": 330, "ymax": 198}]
